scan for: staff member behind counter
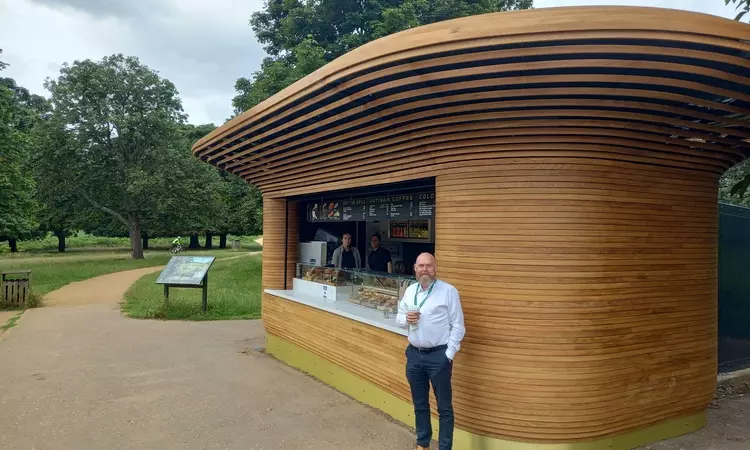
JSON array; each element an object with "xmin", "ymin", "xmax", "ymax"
[
  {"xmin": 331, "ymin": 233, "xmax": 362, "ymax": 269},
  {"xmin": 367, "ymin": 234, "xmax": 393, "ymax": 273}
]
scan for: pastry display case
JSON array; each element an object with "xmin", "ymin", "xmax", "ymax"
[
  {"xmin": 296, "ymin": 263, "xmax": 347, "ymax": 286},
  {"xmin": 344, "ymin": 269, "xmax": 415, "ymax": 314}
]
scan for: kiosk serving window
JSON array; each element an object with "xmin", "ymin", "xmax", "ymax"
[{"xmin": 264, "ymin": 183, "xmax": 435, "ymax": 334}]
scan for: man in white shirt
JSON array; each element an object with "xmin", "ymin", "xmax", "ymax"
[{"xmin": 396, "ymin": 253, "xmax": 466, "ymax": 450}]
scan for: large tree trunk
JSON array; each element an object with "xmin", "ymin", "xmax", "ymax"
[
  {"xmin": 205, "ymin": 233, "xmax": 213, "ymax": 250},
  {"xmin": 219, "ymin": 234, "xmax": 227, "ymax": 249},
  {"xmin": 130, "ymin": 222, "xmax": 144, "ymax": 259},
  {"xmin": 55, "ymin": 230, "xmax": 66, "ymax": 253},
  {"xmin": 8, "ymin": 238, "xmax": 18, "ymax": 253},
  {"xmin": 142, "ymin": 233, "xmax": 149, "ymax": 250},
  {"xmin": 189, "ymin": 234, "xmax": 200, "ymax": 249}
]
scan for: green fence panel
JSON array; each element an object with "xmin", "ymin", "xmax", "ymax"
[{"xmin": 718, "ymin": 202, "xmax": 750, "ymax": 370}]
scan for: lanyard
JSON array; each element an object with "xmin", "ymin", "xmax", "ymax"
[{"xmin": 413, "ymin": 281, "xmax": 436, "ymax": 308}]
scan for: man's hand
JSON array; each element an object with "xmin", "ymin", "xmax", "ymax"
[{"xmin": 406, "ymin": 311, "xmax": 420, "ymax": 324}]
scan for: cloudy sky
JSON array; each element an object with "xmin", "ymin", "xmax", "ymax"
[{"xmin": 0, "ymin": 0, "xmax": 744, "ymax": 125}]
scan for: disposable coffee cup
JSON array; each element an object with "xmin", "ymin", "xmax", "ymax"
[{"xmin": 407, "ymin": 304, "xmax": 421, "ymax": 332}]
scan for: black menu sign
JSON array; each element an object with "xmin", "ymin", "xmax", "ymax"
[
  {"xmin": 367, "ymin": 196, "xmax": 391, "ymax": 220},
  {"xmin": 307, "ymin": 191, "xmax": 434, "ymax": 222},
  {"xmin": 342, "ymin": 198, "xmax": 367, "ymax": 221},
  {"xmin": 389, "ymin": 194, "xmax": 414, "ymax": 218},
  {"xmin": 416, "ymin": 192, "xmax": 435, "ymax": 218}
]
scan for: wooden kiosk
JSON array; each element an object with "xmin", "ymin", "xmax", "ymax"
[{"xmin": 193, "ymin": 7, "xmax": 750, "ymax": 449}]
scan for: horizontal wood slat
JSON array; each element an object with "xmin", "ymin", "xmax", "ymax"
[
  {"xmin": 430, "ymin": 161, "xmax": 718, "ymax": 441},
  {"xmin": 192, "ymin": 7, "xmax": 750, "ymax": 198}
]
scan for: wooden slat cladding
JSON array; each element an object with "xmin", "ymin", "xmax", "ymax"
[
  {"xmin": 192, "ymin": 8, "xmax": 750, "ymax": 199},
  {"xmin": 286, "ymin": 201, "xmax": 299, "ymax": 289},
  {"xmin": 193, "ymin": 7, "xmax": 750, "ymax": 157},
  {"xmin": 433, "ymin": 162, "xmax": 718, "ymax": 440},
  {"xmin": 261, "ymin": 198, "xmax": 287, "ymax": 290}
]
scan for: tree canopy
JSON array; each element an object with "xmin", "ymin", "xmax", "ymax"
[
  {"xmin": 726, "ymin": 0, "xmax": 749, "ymax": 20},
  {"xmin": 233, "ymin": 0, "xmax": 533, "ymax": 113},
  {"xmin": 0, "ymin": 61, "xmax": 46, "ymax": 251},
  {"xmin": 44, "ymin": 54, "xmax": 188, "ymax": 258}
]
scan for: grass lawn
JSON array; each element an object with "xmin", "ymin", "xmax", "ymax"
[
  {"xmin": 122, "ymin": 253, "xmax": 262, "ymax": 321},
  {"xmin": 0, "ymin": 246, "xmax": 261, "ymax": 296}
]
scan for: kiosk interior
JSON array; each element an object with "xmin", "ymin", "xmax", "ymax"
[{"xmin": 272, "ymin": 181, "xmax": 436, "ymax": 334}]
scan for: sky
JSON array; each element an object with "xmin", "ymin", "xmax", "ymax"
[{"xmin": 0, "ymin": 0, "xmax": 745, "ymax": 125}]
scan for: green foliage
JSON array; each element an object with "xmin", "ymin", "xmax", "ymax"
[
  {"xmin": 0, "ymin": 313, "xmax": 22, "ymax": 330},
  {"xmin": 726, "ymin": 0, "xmax": 749, "ymax": 20},
  {"xmin": 32, "ymin": 116, "xmax": 79, "ymax": 240},
  {"xmin": 223, "ymin": 174, "xmax": 264, "ymax": 236},
  {"xmin": 0, "ymin": 78, "xmax": 39, "ymax": 245},
  {"xmin": 123, "ymin": 254, "xmax": 263, "ymax": 320},
  {"xmin": 0, "ymin": 49, "xmax": 8, "ymax": 71},
  {"xmin": 721, "ymin": 161, "xmax": 750, "ymax": 206},
  {"xmin": 233, "ymin": 0, "xmax": 533, "ymax": 113},
  {"xmin": 44, "ymin": 54, "xmax": 186, "ymax": 258},
  {"xmin": 25, "ymin": 291, "xmax": 43, "ymax": 309},
  {"xmin": 232, "ymin": 37, "xmax": 326, "ymax": 113}
]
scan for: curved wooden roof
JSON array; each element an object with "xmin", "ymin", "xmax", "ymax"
[{"xmin": 193, "ymin": 6, "xmax": 750, "ymax": 198}]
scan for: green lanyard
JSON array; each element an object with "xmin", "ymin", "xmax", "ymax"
[{"xmin": 413, "ymin": 281, "xmax": 436, "ymax": 308}]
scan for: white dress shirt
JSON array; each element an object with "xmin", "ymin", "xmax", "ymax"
[{"xmin": 396, "ymin": 279, "xmax": 466, "ymax": 361}]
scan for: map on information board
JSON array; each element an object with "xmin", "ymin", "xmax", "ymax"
[{"xmin": 156, "ymin": 256, "xmax": 216, "ymax": 285}]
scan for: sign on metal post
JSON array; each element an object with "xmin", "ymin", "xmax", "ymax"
[{"xmin": 155, "ymin": 256, "xmax": 216, "ymax": 312}]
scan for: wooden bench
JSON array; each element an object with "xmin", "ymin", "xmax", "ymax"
[{"xmin": 1, "ymin": 271, "xmax": 32, "ymax": 308}]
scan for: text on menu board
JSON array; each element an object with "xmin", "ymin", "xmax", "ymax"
[{"xmin": 307, "ymin": 191, "xmax": 434, "ymax": 222}]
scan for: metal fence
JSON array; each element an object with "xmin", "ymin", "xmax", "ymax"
[{"xmin": 718, "ymin": 202, "xmax": 750, "ymax": 371}]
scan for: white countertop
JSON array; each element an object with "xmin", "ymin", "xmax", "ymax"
[{"xmin": 264, "ymin": 288, "xmax": 407, "ymax": 336}]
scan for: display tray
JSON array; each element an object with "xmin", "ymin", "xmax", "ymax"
[{"xmin": 347, "ymin": 285, "xmax": 399, "ymax": 314}]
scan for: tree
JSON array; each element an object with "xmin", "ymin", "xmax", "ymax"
[
  {"xmin": 146, "ymin": 123, "xmax": 227, "ymax": 248},
  {"xmin": 32, "ymin": 117, "xmax": 79, "ymax": 252},
  {"xmin": 223, "ymin": 174, "xmax": 263, "ymax": 237},
  {"xmin": 726, "ymin": 0, "xmax": 749, "ymax": 21},
  {"xmin": 233, "ymin": 0, "xmax": 533, "ymax": 113},
  {"xmin": 44, "ymin": 54, "xmax": 186, "ymax": 259},
  {"xmin": 0, "ymin": 49, "xmax": 8, "ymax": 71},
  {"xmin": 0, "ymin": 72, "xmax": 42, "ymax": 252}
]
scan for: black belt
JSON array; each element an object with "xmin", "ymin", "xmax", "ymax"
[{"xmin": 409, "ymin": 344, "xmax": 448, "ymax": 354}]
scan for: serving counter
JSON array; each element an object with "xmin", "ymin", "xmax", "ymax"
[{"xmin": 265, "ymin": 265, "xmax": 414, "ymax": 336}]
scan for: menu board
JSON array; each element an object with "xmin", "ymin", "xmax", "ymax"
[
  {"xmin": 367, "ymin": 196, "xmax": 391, "ymax": 220},
  {"xmin": 389, "ymin": 194, "xmax": 414, "ymax": 218},
  {"xmin": 307, "ymin": 191, "xmax": 434, "ymax": 222},
  {"xmin": 342, "ymin": 198, "xmax": 367, "ymax": 221},
  {"xmin": 416, "ymin": 192, "xmax": 435, "ymax": 218}
]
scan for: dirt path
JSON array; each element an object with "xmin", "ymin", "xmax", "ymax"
[
  {"xmin": 44, "ymin": 266, "xmax": 164, "ymax": 307},
  {"xmin": 0, "ymin": 262, "xmax": 414, "ymax": 450}
]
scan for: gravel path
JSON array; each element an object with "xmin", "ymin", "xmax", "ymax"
[{"xmin": 0, "ymin": 267, "xmax": 414, "ymax": 450}]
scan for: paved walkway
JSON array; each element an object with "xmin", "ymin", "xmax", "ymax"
[{"xmin": 0, "ymin": 267, "xmax": 414, "ymax": 450}]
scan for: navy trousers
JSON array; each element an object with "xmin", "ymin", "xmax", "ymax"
[{"xmin": 405, "ymin": 344, "xmax": 454, "ymax": 450}]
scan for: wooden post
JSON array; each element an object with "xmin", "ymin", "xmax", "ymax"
[{"xmin": 202, "ymin": 274, "xmax": 208, "ymax": 312}]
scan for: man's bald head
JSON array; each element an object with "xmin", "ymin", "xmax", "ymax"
[{"xmin": 414, "ymin": 252, "xmax": 437, "ymax": 286}]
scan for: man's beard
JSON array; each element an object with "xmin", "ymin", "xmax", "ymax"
[{"xmin": 418, "ymin": 274, "xmax": 435, "ymax": 285}]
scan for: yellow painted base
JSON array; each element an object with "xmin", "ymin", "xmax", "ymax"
[{"xmin": 266, "ymin": 334, "xmax": 706, "ymax": 450}]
